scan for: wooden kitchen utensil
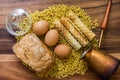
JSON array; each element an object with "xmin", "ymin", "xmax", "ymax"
[{"xmin": 98, "ymin": 0, "xmax": 112, "ymax": 48}]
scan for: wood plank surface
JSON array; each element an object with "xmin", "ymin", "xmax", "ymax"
[
  {"xmin": 0, "ymin": 0, "xmax": 120, "ymax": 80},
  {"xmin": 0, "ymin": 54, "xmax": 119, "ymax": 80}
]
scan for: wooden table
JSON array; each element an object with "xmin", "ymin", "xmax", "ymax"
[{"xmin": 0, "ymin": 0, "xmax": 120, "ymax": 80}]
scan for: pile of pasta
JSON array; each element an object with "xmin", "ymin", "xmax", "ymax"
[{"xmin": 16, "ymin": 4, "xmax": 98, "ymax": 78}]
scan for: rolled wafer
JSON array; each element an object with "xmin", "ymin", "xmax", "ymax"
[
  {"xmin": 61, "ymin": 17, "xmax": 89, "ymax": 47},
  {"xmin": 54, "ymin": 19, "xmax": 82, "ymax": 50},
  {"xmin": 67, "ymin": 11, "xmax": 95, "ymax": 41}
]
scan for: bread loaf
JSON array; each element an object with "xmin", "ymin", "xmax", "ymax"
[{"xmin": 13, "ymin": 33, "xmax": 54, "ymax": 73}]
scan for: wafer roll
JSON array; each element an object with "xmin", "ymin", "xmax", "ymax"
[
  {"xmin": 61, "ymin": 17, "xmax": 89, "ymax": 46},
  {"xmin": 54, "ymin": 19, "xmax": 81, "ymax": 50},
  {"xmin": 67, "ymin": 11, "xmax": 95, "ymax": 41}
]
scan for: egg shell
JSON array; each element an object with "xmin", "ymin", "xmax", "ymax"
[
  {"xmin": 54, "ymin": 44, "xmax": 71, "ymax": 58},
  {"xmin": 45, "ymin": 29, "xmax": 59, "ymax": 46},
  {"xmin": 33, "ymin": 20, "xmax": 49, "ymax": 35}
]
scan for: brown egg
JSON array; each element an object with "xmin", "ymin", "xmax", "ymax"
[
  {"xmin": 54, "ymin": 44, "xmax": 71, "ymax": 58},
  {"xmin": 45, "ymin": 29, "xmax": 59, "ymax": 46},
  {"xmin": 33, "ymin": 20, "xmax": 49, "ymax": 35}
]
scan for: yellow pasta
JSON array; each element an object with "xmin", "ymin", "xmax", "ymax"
[{"xmin": 15, "ymin": 4, "xmax": 98, "ymax": 79}]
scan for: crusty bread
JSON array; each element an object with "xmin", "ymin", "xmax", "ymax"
[{"xmin": 13, "ymin": 33, "xmax": 54, "ymax": 73}]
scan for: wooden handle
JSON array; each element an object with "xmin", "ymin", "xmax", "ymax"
[{"xmin": 101, "ymin": 0, "xmax": 112, "ymax": 29}]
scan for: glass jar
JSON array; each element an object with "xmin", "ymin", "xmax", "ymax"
[{"xmin": 6, "ymin": 9, "xmax": 31, "ymax": 36}]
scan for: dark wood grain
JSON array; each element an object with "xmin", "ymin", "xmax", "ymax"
[
  {"xmin": 0, "ymin": 0, "xmax": 120, "ymax": 80},
  {"xmin": 0, "ymin": 54, "xmax": 119, "ymax": 80},
  {"xmin": 0, "ymin": 0, "xmax": 120, "ymax": 54}
]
